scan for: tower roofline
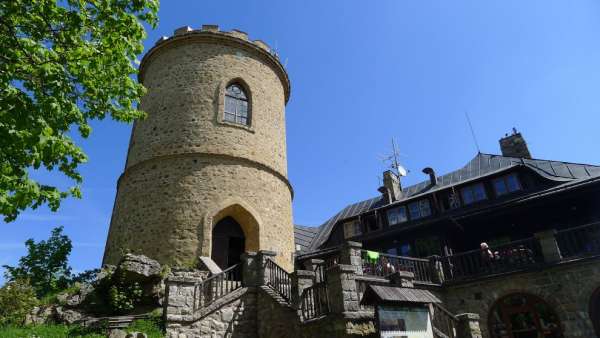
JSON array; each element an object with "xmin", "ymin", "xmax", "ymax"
[{"xmin": 138, "ymin": 24, "xmax": 291, "ymax": 104}]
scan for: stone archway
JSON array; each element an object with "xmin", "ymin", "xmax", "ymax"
[
  {"xmin": 591, "ymin": 287, "xmax": 600, "ymax": 337},
  {"xmin": 488, "ymin": 293, "xmax": 563, "ymax": 338},
  {"xmin": 202, "ymin": 200, "xmax": 261, "ymax": 261}
]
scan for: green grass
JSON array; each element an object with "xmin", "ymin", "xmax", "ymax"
[
  {"xmin": 0, "ymin": 324, "xmax": 104, "ymax": 337},
  {"xmin": 127, "ymin": 319, "xmax": 164, "ymax": 338},
  {"xmin": 0, "ymin": 319, "xmax": 165, "ymax": 338}
]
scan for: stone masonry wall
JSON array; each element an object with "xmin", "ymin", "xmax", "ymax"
[
  {"xmin": 443, "ymin": 259, "xmax": 600, "ymax": 338},
  {"xmin": 103, "ymin": 28, "xmax": 295, "ymax": 270}
]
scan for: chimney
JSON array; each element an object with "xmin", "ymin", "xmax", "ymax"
[
  {"xmin": 499, "ymin": 128, "xmax": 531, "ymax": 159},
  {"xmin": 380, "ymin": 170, "xmax": 402, "ymax": 202},
  {"xmin": 422, "ymin": 167, "xmax": 437, "ymax": 186}
]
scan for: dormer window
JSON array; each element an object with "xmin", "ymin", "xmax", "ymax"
[
  {"xmin": 493, "ymin": 173, "xmax": 521, "ymax": 196},
  {"xmin": 224, "ymin": 84, "xmax": 249, "ymax": 125},
  {"xmin": 343, "ymin": 219, "xmax": 361, "ymax": 239},
  {"xmin": 461, "ymin": 183, "xmax": 487, "ymax": 205},
  {"xmin": 387, "ymin": 206, "xmax": 408, "ymax": 225},
  {"xmin": 408, "ymin": 199, "xmax": 432, "ymax": 220}
]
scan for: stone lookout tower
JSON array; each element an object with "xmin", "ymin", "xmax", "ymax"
[{"xmin": 103, "ymin": 25, "xmax": 294, "ymax": 270}]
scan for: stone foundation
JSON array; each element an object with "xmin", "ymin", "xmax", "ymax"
[{"xmin": 443, "ymin": 258, "xmax": 600, "ymax": 338}]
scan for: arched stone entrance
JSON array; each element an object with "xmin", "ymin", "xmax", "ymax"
[
  {"xmin": 488, "ymin": 293, "xmax": 563, "ymax": 338},
  {"xmin": 211, "ymin": 216, "xmax": 245, "ymax": 269},
  {"xmin": 204, "ymin": 201, "xmax": 261, "ymax": 269},
  {"xmin": 591, "ymin": 287, "xmax": 600, "ymax": 337}
]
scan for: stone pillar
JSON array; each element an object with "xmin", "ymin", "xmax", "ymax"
[
  {"xmin": 258, "ymin": 250, "xmax": 277, "ymax": 286},
  {"xmin": 241, "ymin": 251, "xmax": 259, "ymax": 286},
  {"xmin": 325, "ymin": 264, "xmax": 359, "ymax": 314},
  {"xmin": 428, "ymin": 255, "xmax": 445, "ymax": 284},
  {"xmin": 389, "ymin": 271, "xmax": 415, "ymax": 288},
  {"xmin": 534, "ymin": 229, "xmax": 562, "ymax": 263},
  {"xmin": 340, "ymin": 241, "xmax": 363, "ymax": 275},
  {"xmin": 302, "ymin": 258, "xmax": 324, "ymax": 272},
  {"xmin": 164, "ymin": 277, "xmax": 197, "ymax": 321},
  {"xmin": 291, "ymin": 270, "xmax": 315, "ymax": 312},
  {"xmin": 456, "ymin": 313, "xmax": 482, "ymax": 338}
]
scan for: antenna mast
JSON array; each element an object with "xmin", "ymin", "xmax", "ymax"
[{"xmin": 465, "ymin": 111, "xmax": 481, "ymax": 153}]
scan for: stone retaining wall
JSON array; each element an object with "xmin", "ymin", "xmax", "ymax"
[{"xmin": 443, "ymin": 258, "xmax": 600, "ymax": 338}]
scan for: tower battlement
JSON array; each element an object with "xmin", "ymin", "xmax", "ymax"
[{"xmin": 139, "ymin": 24, "xmax": 290, "ymax": 103}]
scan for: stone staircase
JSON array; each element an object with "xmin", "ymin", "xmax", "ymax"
[{"xmin": 107, "ymin": 314, "xmax": 149, "ymax": 330}]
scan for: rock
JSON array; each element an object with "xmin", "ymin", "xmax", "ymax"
[
  {"xmin": 97, "ymin": 264, "xmax": 117, "ymax": 282},
  {"xmin": 126, "ymin": 332, "xmax": 148, "ymax": 338},
  {"xmin": 66, "ymin": 283, "xmax": 94, "ymax": 307},
  {"xmin": 26, "ymin": 305, "xmax": 55, "ymax": 325},
  {"xmin": 109, "ymin": 329, "xmax": 128, "ymax": 338},
  {"xmin": 55, "ymin": 306, "xmax": 84, "ymax": 324},
  {"xmin": 117, "ymin": 254, "xmax": 162, "ymax": 282}
]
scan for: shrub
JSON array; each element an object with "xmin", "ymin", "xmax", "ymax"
[
  {"xmin": 107, "ymin": 274, "xmax": 143, "ymax": 314},
  {"xmin": 0, "ymin": 279, "xmax": 38, "ymax": 326}
]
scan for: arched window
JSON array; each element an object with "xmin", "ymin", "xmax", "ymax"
[
  {"xmin": 488, "ymin": 293, "xmax": 563, "ymax": 338},
  {"xmin": 224, "ymin": 83, "xmax": 249, "ymax": 125}
]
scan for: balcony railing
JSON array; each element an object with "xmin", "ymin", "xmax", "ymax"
[
  {"xmin": 361, "ymin": 250, "xmax": 435, "ymax": 284},
  {"xmin": 441, "ymin": 237, "xmax": 543, "ymax": 282},
  {"xmin": 556, "ymin": 221, "xmax": 600, "ymax": 259}
]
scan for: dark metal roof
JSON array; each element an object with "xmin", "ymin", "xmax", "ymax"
[
  {"xmin": 360, "ymin": 285, "xmax": 441, "ymax": 305},
  {"xmin": 309, "ymin": 152, "xmax": 600, "ymax": 250},
  {"xmin": 294, "ymin": 224, "xmax": 319, "ymax": 252}
]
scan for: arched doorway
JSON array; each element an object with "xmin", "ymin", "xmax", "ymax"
[
  {"xmin": 488, "ymin": 293, "xmax": 563, "ymax": 338},
  {"xmin": 211, "ymin": 216, "xmax": 246, "ymax": 269},
  {"xmin": 591, "ymin": 287, "xmax": 600, "ymax": 337}
]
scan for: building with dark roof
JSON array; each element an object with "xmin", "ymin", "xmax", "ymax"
[{"xmin": 293, "ymin": 130, "xmax": 600, "ymax": 338}]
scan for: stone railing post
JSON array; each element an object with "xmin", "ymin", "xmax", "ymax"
[
  {"xmin": 428, "ymin": 255, "xmax": 445, "ymax": 284},
  {"xmin": 325, "ymin": 264, "xmax": 359, "ymax": 314},
  {"xmin": 534, "ymin": 229, "xmax": 562, "ymax": 263},
  {"xmin": 389, "ymin": 271, "xmax": 415, "ymax": 288},
  {"xmin": 241, "ymin": 251, "xmax": 258, "ymax": 287},
  {"xmin": 456, "ymin": 313, "xmax": 482, "ymax": 338},
  {"xmin": 302, "ymin": 258, "xmax": 324, "ymax": 272},
  {"xmin": 340, "ymin": 241, "xmax": 363, "ymax": 275},
  {"xmin": 164, "ymin": 277, "xmax": 197, "ymax": 321},
  {"xmin": 291, "ymin": 270, "xmax": 315, "ymax": 313},
  {"xmin": 257, "ymin": 250, "xmax": 277, "ymax": 286}
]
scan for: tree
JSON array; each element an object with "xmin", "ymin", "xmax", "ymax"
[
  {"xmin": 3, "ymin": 226, "xmax": 73, "ymax": 298},
  {"xmin": 0, "ymin": 0, "xmax": 159, "ymax": 222},
  {"xmin": 0, "ymin": 279, "xmax": 38, "ymax": 326}
]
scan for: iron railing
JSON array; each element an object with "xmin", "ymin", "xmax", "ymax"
[
  {"xmin": 556, "ymin": 221, "xmax": 600, "ymax": 259},
  {"xmin": 300, "ymin": 282, "xmax": 329, "ymax": 320},
  {"xmin": 266, "ymin": 258, "xmax": 292, "ymax": 303},
  {"xmin": 431, "ymin": 303, "xmax": 458, "ymax": 338},
  {"xmin": 442, "ymin": 237, "xmax": 542, "ymax": 282},
  {"xmin": 193, "ymin": 263, "xmax": 242, "ymax": 312},
  {"xmin": 361, "ymin": 250, "xmax": 435, "ymax": 283}
]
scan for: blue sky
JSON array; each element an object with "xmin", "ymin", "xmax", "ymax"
[{"xmin": 3, "ymin": 0, "xmax": 600, "ymax": 283}]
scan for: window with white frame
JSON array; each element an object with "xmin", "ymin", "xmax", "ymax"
[
  {"xmin": 461, "ymin": 182, "xmax": 487, "ymax": 205},
  {"xmin": 493, "ymin": 173, "xmax": 521, "ymax": 196},
  {"xmin": 386, "ymin": 206, "xmax": 408, "ymax": 226},
  {"xmin": 343, "ymin": 219, "xmax": 362, "ymax": 239},
  {"xmin": 408, "ymin": 199, "xmax": 432, "ymax": 220},
  {"xmin": 224, "ymin": 84, "xmax": 249, "ymax": 125}
]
